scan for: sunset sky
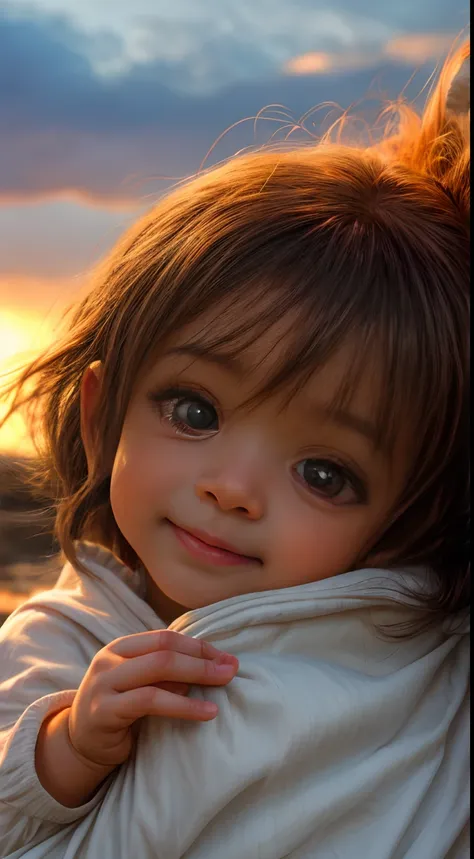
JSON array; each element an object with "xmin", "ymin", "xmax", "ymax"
[{"xmin": 0, "ymin": 0, "xmax": 469, "ymax": 453}]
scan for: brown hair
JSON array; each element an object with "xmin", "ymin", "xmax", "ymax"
[{"xmin": 1, "ymin": 41, "xmax": 469, "ymax": 629}]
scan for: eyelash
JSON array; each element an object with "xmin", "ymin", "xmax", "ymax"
[
  {"xmin": 148, "ymin": 386, "xmax": 220, "ymax": 437},
  {"xmin": 147, "ymin": 385, "xmax": 368, "ymax": 505},
  {"xmin": 293, "ymin": 459, "xmax": 368, "ymax": 506}
]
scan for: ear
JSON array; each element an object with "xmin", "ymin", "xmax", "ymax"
[{"xmin": 80, "ymin": 360, "xmax": 103, "ymax": 474}]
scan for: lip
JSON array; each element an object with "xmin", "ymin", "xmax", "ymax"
[{"xmin": 167, "ymin": 520, "xmax": 260, "ymax": 567}]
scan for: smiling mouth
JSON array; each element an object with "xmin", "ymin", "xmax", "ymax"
[{"xmin": 166, "ymin": 519, "xmax": 262, "ymax": 567}]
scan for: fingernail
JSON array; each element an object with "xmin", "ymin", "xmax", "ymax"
[
  {"xmin": 202, "ymin": 702, "xmax": 218, "ymax": 714},
  {"xmin": 215, "ymin": 662, "xmax": 235, "ymax": 674},
  {"xmin": 215, "ymin": 653, "xmax": 238, "ymax": 666}
]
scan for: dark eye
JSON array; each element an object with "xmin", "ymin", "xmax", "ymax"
[
  {"xmin": 173, "ymin": 398, "xmax": 218, "ymax": 432},
  {"xmin": 153, "ymin": 389, "xmax": 220, "ymax": 437},
  {"xmin": 295, "ymin": 459, "xmax": 366, "ymax": 505}
]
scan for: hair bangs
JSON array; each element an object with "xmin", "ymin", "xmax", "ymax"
[{"xmin": 157, "ymin": 241, "xmax": 447, "ymax": 463}]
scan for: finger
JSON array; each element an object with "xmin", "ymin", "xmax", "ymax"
[
  {"xmin": 109, "ymin": 650, "xmax": 238, "ymax": 693},
  {"xmin": 155, "ymin": 681, "xmax": 189, "ymax": 695},
  {"xmin": 113, "ymin": 686, "xmax": 219, "ymax": 723},
  {"xmin": 109, "ymin": 630, "xmax": 228, "ymax": 661}
]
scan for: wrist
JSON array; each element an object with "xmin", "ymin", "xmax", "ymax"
[
  {"xmin": 62, "ymin": 709, "xmax": 117, "ymax": 774},
  {"xmin": 36, "ymin": 707, "xmax": 116, "ymax": 808}
]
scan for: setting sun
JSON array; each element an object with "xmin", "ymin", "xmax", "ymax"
[{"xmin": 0, "ymin": 307, "xmax": 57, "ymax": 455}]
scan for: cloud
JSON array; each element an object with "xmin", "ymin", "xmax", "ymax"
[
  {"xmin": 0, "ymin": 1, "xmax": 393, "ymax": 94},
  {"xmin": 0, "ymin": 201, "xmax": 147, "ymax": 278},
  {"xmin": 0, "ymin": 63, "xmax": 427, "ymax": 208},
  {"xmin": 1, "ymin": 6, "xmax": 456, "ymax": 209},
  {"xmin": 285, "ymin": 51, "xmax": 377, "ymax": 75},
  {"xmin": 0, "ymin": 3, "xmax": 469, "ymax": 210},
  {"xmin": 285, "ymin": 31, "xmax": 464, "ymax": 76},
  {"xmin": 0, "ymin": 1, "xmax": 469, "ymax": 332},
  {"xmin": 385, "ymin": 32, "xmax": 463, "ymax": 64},
  {"xmin": 2, "ymin": 0, "xmax": 468, "ymax": 94}
]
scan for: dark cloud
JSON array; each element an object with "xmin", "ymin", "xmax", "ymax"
[
  {"xmin": 295, "ymin": 0, "xmax": 468, "ymax": 31},
  {"xmin": 0, "ymin": 7, "xmax": 468, "ymax": 204}
]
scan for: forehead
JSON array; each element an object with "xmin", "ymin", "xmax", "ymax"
[
  {"xmin": 135, "ymin": 290, "xmax": 415, "ymax": 464},
  {"xmin": 156, "ymin": 297, "xmax": 383, "ymax": 416}
]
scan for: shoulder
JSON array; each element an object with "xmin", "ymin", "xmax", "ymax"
[
  {"xmin": 0, "ymin": 550, "xmax": 110, "ymax": 669},
  {"xmin": 0, "ymin": 542, "xmax": 163, "ymax": 662},
  {"xmin": 0, "ymin": 588, "xmax": 102, "ymax": 683}
]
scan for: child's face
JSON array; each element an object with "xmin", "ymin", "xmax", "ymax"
[{"xmin": 83, "ymin": 314, "xmax": 410, "ymax": 623}]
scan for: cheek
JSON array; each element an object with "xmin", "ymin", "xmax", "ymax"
[
  {"xmin": 272, "ymin": 507, "xmax": 380, "ymax": 582},
  {"xmin": 109, "ymin": 431, "xmax": 183, "ymax": 527}
]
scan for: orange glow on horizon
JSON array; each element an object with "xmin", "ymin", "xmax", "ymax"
[
  {"xmin": 0, "ymin": 588, "xmax": 46, "ymax": 614},
  {"xmin": 0, "ymin": 187, "xmax": 146, "ymax": 212},
  {"xmin": 0, "ymin": 307, "xmax": 58, "ymax": 456}
]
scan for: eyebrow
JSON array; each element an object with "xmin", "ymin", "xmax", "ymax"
[
  {"xmin": 165, "ymin": 345, "xmax": 382, "ymax": 450},
  {"xmin": 314, "ymin": 406, "xmax": 381, "ymax": 450},
  {"xmin": 165, "ymin": 344, "xmax": 244, "ymax": 373}
]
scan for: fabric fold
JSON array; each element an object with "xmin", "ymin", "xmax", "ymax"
[{"xmin": 0, "ymin": 542, "xmax": 469, "ymax": 858}]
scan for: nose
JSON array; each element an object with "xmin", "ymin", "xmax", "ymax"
[{"xmin": 195, "ymin": 477, "xmax": 264, "ymax": 520}]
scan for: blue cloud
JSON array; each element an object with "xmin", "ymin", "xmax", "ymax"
[
  {"xmin": 2, "ymin": 0, "xmax": 468, "ymax": 94},
  {"xmin": 0, "ymin": 4, "xmax": 468, "ymax": 203}
]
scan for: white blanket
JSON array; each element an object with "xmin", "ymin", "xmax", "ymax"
[{"xmin": 0, "ymin": 543, "xmax": 469, "ymax": 858}]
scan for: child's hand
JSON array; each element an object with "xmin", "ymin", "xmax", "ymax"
[{"xmin": 67, "ymin": 630, "xmax": 239, "ymax": 768}]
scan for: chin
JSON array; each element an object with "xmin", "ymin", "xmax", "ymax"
[{"xmin": 147, "ymin": 566, "xmax": 225, "ymax": 611}]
